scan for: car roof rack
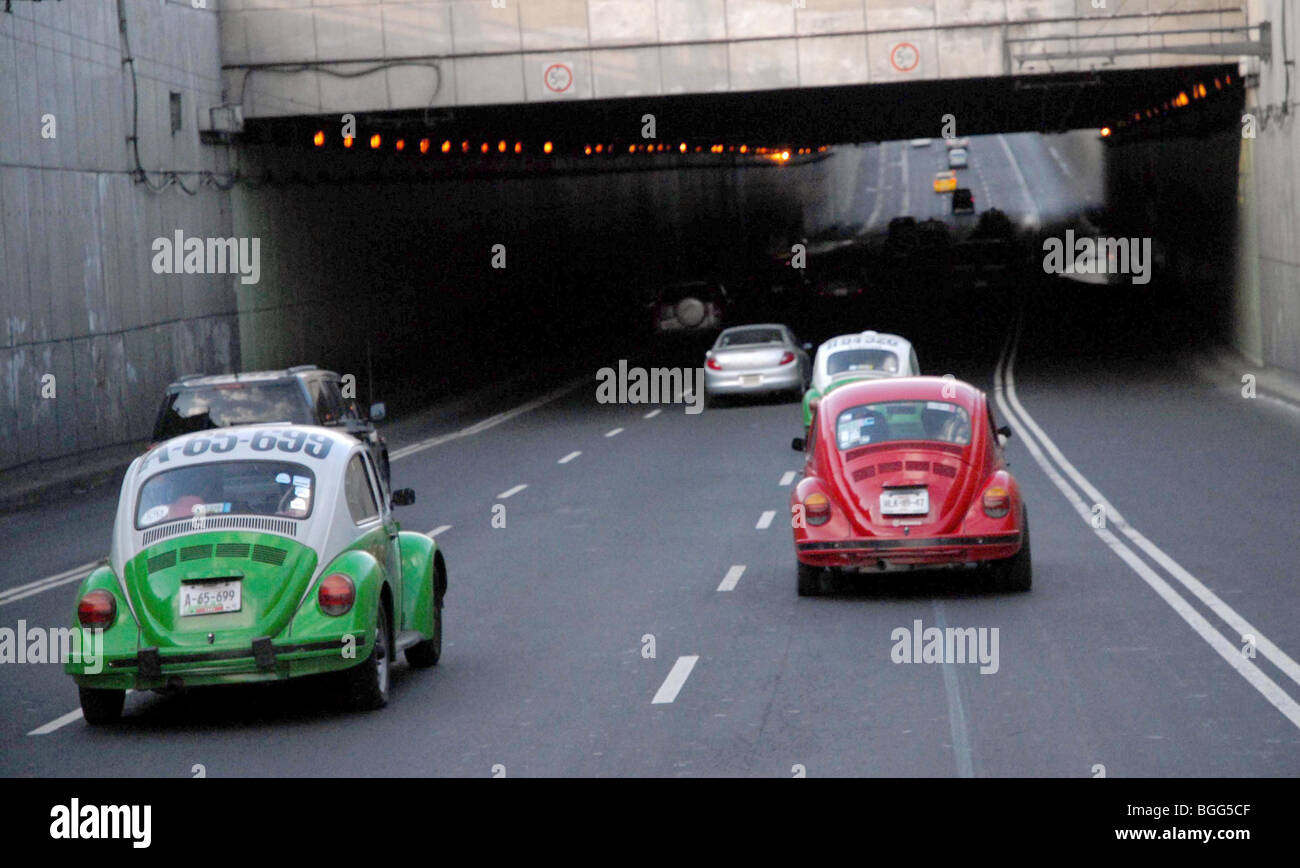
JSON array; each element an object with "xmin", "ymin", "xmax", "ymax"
[{"xmin": 286, "ymin": 364, "xmax": 318, "ymax": 373}]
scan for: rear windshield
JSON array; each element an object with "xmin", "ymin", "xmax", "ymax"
[
  {"xmin": 836, "ymin": 401, "xmax": 971, "ymax": 450},
  {"xmin": 153, "ymin": 382, "xmax": 310, "ymax": 441},
  {"xmin": 827, "ymin": 349, "xmax": 899, "ymax": 376},
  {"xmin": 135, "ymin": 460, "xmax": 316, "ymax": 529},
  {"xmin": 717, "ymin": 328, "xmax": 782, "ymax": 347}
]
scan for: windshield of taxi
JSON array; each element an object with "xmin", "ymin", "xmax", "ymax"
[
  {"xmin": 135, "ymin": 461, "xmax": 316, "ymax": 528},
  {"xmin": 836, "ymin": 401, "xmax": 971, "ymax": 450},
  {"xmin": 827, "ymin": 349, "xmax": 899, "ymax": 376}
]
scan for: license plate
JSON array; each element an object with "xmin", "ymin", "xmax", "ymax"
[
  {"xmin": 740, "ymin": 375, "xmax": 761, "ymax": 386},
  {"xmin": 880, "ymin": 488, "xmax": 929, "ymax": 516},
  {"xmin": 179, "ymin": 580, "xmax": 241, "ymax": 616}
]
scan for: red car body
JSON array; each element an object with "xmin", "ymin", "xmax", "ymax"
[{"xmin": 790, "ymin": 376, "xmax": 1029, "ymax": 592}]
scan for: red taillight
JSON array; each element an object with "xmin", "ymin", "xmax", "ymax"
[
  {"xmin": 804, "ymin": 492, "xmax": 831, "ymax": 525},
  {"xmin": 982, "ymin": 486, "xmax": 1010, "ymax": 518},
  {"xmin": 706, "ymin": 357, "xmax": 723, "ymax": 371},
  {"xmin": 318, "ymin": 574, "xmax": 355, "ymax": 616},
  {"xmin": 779, "ymin": 351, "xmax": 795, "ymax": 365},
  {"xmin": 77, "ymin": 590, "xmax": 116, "ymax": 628}
]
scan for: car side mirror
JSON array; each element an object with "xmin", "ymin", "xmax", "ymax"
[
  {"xmin": 997, "ymin": 425, "xmax": 1012, "ymax": 439},
  {"xmin": 369, "ymin": 402, "xmax": 386, "ymax": 422},
  {"xmin": 802, "ymin": 342, "xmax": 813, "ymax": 352},
  {"xmin": 791, "ymin": 437, "xmax": 805, "ymax": 452},
  {"xmin": 391, "ymin": 488, "xmax": 416, "ymax": 507}
]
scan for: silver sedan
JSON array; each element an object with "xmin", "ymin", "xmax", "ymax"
[{"xmin": 703, "ymin": 324, "xmax": 811, "ymax": 402}]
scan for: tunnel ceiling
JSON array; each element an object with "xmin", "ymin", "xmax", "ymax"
[{"xmin": 240, "ymin": 63, "xmax": 1242, "ymax": 172}]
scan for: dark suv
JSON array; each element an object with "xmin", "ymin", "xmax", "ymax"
[{"xmin": 151, "ymin": 365, "xmax": 391, "ymax": 487}]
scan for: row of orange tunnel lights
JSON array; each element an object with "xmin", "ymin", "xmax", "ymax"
[
  {"xmin": 311, "ymin": 130, "xmax": 827, "ymax": 160},
  {"xmin": 1100, "ymin": 74, "xmax": 1232, "ymax": 137}
]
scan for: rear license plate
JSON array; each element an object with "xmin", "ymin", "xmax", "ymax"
[
  {"xmin": 739, "ymin": 375, "xmax": 761, "ymax": 386},
  {"xmin": 880, "ymin": 488, "xmax": 929, "ymax": 516},
  {"xmin": 179, "ymin": 580, "xmax": 241, "ymax": 616}
]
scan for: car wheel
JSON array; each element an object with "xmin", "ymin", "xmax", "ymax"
[
  {"xmin": 405, "ymin": 570, "xmax": 443, "ymax": 669},
  {"xmin": 78, "ymin": 686, "xmax": 125, "ymax": 725},
  {"xmin": 797, "ymin": 561, "xmax": 822, "ymax": 597},
  {"xmin": 343, "ymin": 595, "xmax": 392, "ymax": 710},
  {"xmin": 991, "ymin": 510, "xmax": 1032, "ymax": 592}
]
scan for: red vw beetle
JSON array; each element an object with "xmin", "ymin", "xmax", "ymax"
[{"xmin": 789, "ymin": 376, "xmax": 1030, "ymax": 595}]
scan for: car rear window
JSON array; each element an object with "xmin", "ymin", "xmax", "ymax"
[
  {"xmin": 135, "ymin": 460, "xmax": 316, "ymax": 529},
  {"xmin": 835, "ymin": 401, "xmax": 971, "ymax": 450},
  {"xmin": 827, "ymin": 349, "xmax": 899, "ymax": 376},
  {"xmin": 718, "ymin": 328, "xmax": 782, "ymax": 347},
  {"xmin": 153, "ymin": 382, "xmax": 310, "ymax": 441}
]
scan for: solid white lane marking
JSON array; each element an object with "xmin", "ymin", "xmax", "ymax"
[
  {"xmin": 899, "ymin": 140, "xmax": 910, "ymax": 216},
  {"xmin": 427, "ymin": 525, "xmax": 451, "ymax": 537},
  {"xmin": 390, "ymin": 377, "xmax": 585, "ymax": 461},
  {"xmin": 717, "ymin": 565, "xmax": 746, "ymax": 592},
  {"xmin": 996, "ymin": 133, "xmax": 1040, "ymax": 230},
  {"xmin": 779, "ymin": 471, "xmax": 797, "ymax": 486},
  {"xmin": 643, "ymin": 409, "xmax": 662, "ymax": 419},
  {"xmin": 755, "ymin": 510, "xmax": 776, "ymax": 530},
  {"xmin": 604, "ymin": 427, "xmax": 624, "ymax": 438},
  {"xmin": 0, "ymin": 561, "xmax": 99, "ymax": 607},
  {"xmin": 558, "ymin": 451, "xmax": 581, "ymax": 464},
  {"xmin": 864, "ymin": 141, "xmax": 891, "ymax": 232},
  {"xmin": 933, "ymin": 601, "xmax": 975, "ymax": 778},
  {"xmin": 652, "ymin": 655, "xmax": 699, "ymax": 704},
  {"xmin": 28, "ymin": 708, "xmax": 84, "ymax": 736},
  {"xmin": 496, "ymin": 484, "xmax": 527, "ymax": 500},
  {"xmin": 1047, "ymin": 144, "xmax": 1075, "ymax": 179},
  {"xmin": 994, "ymin": 318, "xmax": 1300, "ymax": 730}
]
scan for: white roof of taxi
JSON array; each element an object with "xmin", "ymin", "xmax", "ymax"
[
  {"xmin": 132, "ymin": 424, "xmax": 361, "ymax": 484},
  {"xmin": 819, "ymin": 331, "xmax": 912, "ymax": 353}
]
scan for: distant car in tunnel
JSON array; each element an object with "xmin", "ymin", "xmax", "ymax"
[
  {"xmin": 951, "ymin": 188, "xmax": 976, "ymax": 214},
  {"xmin": 703, "ymin": 324, "xmax": 810, "ymax": 405},
  {"xmin": 801, "ymin": 331, "xmax": 919, "ymax": 431},
  {"xmin": 789, "ymin": 377, "xmax": 1029, "ymax": 596},
  {"xmin": 151, "ymin": 367, "xmax": 390, "ymax": 489},
  {"xmin": 910, "ymin": 138, "xmax": 933, "ymax": 148},
  {"xmin": 65, "ymin": 425, "xmax": 445, "ymax": 723},
  {"xmin": 649, "ymin": 280, "xmax": 728, "ymax": 335},
  {"xmin": 933, "ymin": 171, "xmax": 958, "ymax": 193},
  {"xmin": 947, "ymin": 148, "xmax": 968, "ymax": 169},
  {"xmin": 944, "ymin": 138, "xmax": 970, "ymax": 150}
]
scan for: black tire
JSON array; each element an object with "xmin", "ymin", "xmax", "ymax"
[
  {"xmin": 991, "ymin": 510, "xmax": 1032, "ymax": 592},
  {"xmin": 342, "ymin": 595, "xmax": 392, "ymax": 710},
  {"xmin": 405, "ymin": 574, "xmax": 443, "ymax": 669},
  {"xmin": 797, "ymin": 561, "xmax": 822, "ymax": 597},
  {"xmin": 78, "ymin": 686, "xmax": 125, "ymax": 725}
]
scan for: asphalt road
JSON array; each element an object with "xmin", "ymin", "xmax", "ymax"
[{"xmin": 3, "ymin": 134, "xmax": 1298, "ymax": 777}]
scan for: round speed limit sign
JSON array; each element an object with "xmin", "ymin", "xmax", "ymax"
[
  {"xmin": 890, "ymin": 42, "xmax": 919, "ymax": 73},
  {"xmin": 544, "ymin": 63, "xmax": 574, "ymax": 93}
]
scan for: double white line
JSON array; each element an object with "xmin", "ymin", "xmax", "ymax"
[
  {"xmin": 994, "ymin": 313, "xmax": 1300, "ymax": 730},
  {"xmin": 0, "ymin": 561, "xmax": 99, "ymax": 608}
]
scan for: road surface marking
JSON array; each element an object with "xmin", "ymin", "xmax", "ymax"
[
  {"xmin": 1047, "ymin": 145, "xmax": 1075, "ymax": 179},
  {"xmin": 643, "ymin": 409, "xmax": 661, "ymax": 419},
  {"xmin": 996, "ymin": 134, "xmax": 1040, "ymax": 230},
  {"xmin": 28, "ymin": 708, "xmax": 85, "ymax": 736},
  {"xmin": 496, "ymin": 484, "xmax": 527, "ymax": 500},
  {"xmin": 717, "ymin": 565, "xmax": 746, "ymax": 592},
  {"xmin": 995, "ymin": 316, "xmax": 1300, "ymax": 731},
  {"xmin": 779, "ymin": 471, "xmax": 797, "ymax": 486},
  {"xmin": 604, "ymin": 427, "xmax": 624, "ymax": 438},
  {"xmin": 864, "ymin": 141, "xmax": 891, "ymax": 232},
  {"xmin": 652, "ymin": 655, "xmax": 699, "ymax": 704},
  {"xmin": 427, "ymin": 525, "xmax": 452, "ymax": 537},
  {"xmin": 558, "ymin": 451, "xmax": 581, "ymax": 464},
  {"xmin": 755, "ymin": 510, "xmax": 776, "ymax": 530},
  {"xmin": 933, "ymin": 601, "xmax": 975, "ymax": 778},
  {"xmin": 899, "ymin": 141, "xmax": 910, "ymax": 216},
  {"xmin": 0, "ymin": 561, "xmax": 99, "ymax": 607},
  {"xmin": 390, "ymin": 377, "xmax": 584, "ymax": 461}
]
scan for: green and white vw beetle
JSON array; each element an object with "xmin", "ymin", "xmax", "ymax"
[{"xmin": 65, "ymin": 425, "xmax": 446, "ymax": 723}]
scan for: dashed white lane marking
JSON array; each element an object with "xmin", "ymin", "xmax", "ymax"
[
  {"xmin": 717, "ymin": 565, "xmax": 746, "ymax": 592},
  {"xmin": 427, "ymin": 525, "xmax": 452, "ymax": 537},
  {"xmin": 0, "ymin": 560, "xmax": 99, "ymax": 607},
  {"xmin": 389, "ymin": 377, "xmax": 585, "ymax": 461},
  {"xmin": 652, "ymin": 655, "xmax": 700, "ymax": 704},
  {"xmin": 28, "ymin": 708, "xmax": 84, "ymax": 736},
  {"xmin": 779, "ymin": 471, "xmax": 797, "ymax": 486},
  {"xmin": 643, "ymin": 409, "xmax": 662, "ymax": 419},
  {"xmin": 558, "ymin": 451, "xmax": 581, "ymax": 464},
  {"xmin": 604, "ymin": 428, "xmax": 624, "ymax": 438},
  {"xmin": 755, "ymin": 510, "xmax": 776, "ymax": 530},
  {"xmin": 496, "ymin": 484, "xmax": 527, "ymax": 500}
]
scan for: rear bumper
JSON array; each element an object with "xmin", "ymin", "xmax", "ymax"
[
  {"xmin": 705, "ymin": 366, "xmax": 802, "ymax": 394},
  {"xmin": 796, "ymin": 532, "xmax": 1022, "ymax": 567},
  {"xmin": 72, "ymin": 634, "xmax": 368, "ymax": 691}
]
